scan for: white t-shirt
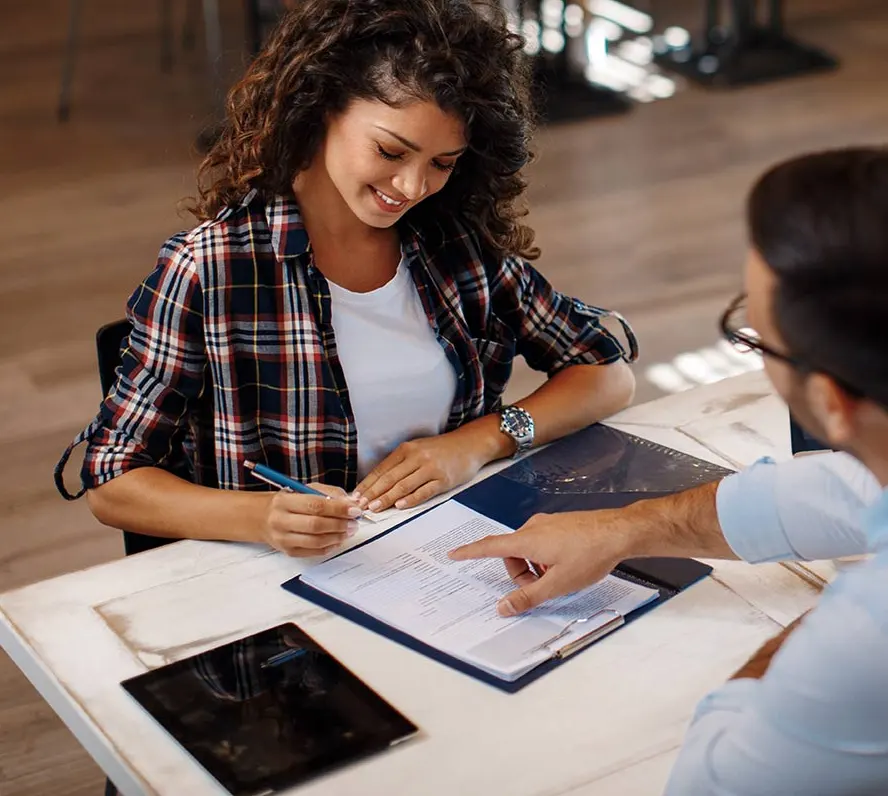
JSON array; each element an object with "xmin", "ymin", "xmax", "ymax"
[{"xmin": 327, "ymin": 259, "xmax": 458, "ymax": 478}]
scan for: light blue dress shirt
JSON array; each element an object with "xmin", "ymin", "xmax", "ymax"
[{"xmin": 664, "ymin": 452, "xmax": 888, "ymax": 795}]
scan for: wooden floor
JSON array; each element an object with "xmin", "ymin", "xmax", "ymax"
[{"xmin": 3, "ymin": 0, "xmax": 888, "ymax": 793}]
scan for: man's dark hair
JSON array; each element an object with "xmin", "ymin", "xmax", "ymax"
[{"xmin": 747, "ymin": 146, "xmax": 888, "ymax": 406}]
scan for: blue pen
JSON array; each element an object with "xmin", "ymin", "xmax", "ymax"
[
  {"xmin": 244, "ymin": 460, "xmax": 327, "ymax": 496},
  {"xmin": 260, "ymin": 648, "xmax": 307, "ymax": 669},
  {"xmin": 245, "ymin": 460, "xmax": 373, "ymax": 521}
]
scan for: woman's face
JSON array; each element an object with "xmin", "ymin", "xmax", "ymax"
[{"xmin": 319, "ymin": 97, "xmax": 467, "ymax": 228}]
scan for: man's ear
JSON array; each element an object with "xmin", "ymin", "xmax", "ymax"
[{"xmin": 806, "ymin": 373, "xmax": 858, "ymax": 447}]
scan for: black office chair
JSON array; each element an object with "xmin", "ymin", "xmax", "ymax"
[
  {"xmin": 96, "ymin": 320, "xmax": 176, "ymax": 557},
  {"xmin": 97, "ymin": 321, "xmax": 177, "ymax": 796}
]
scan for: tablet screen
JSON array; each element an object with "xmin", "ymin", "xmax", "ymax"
[{"xmin": 122, "ymin": 622, "xmax": 418, "ymax": 795}]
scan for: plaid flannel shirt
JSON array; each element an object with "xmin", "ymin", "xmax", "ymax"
[{"xmin": 55, "ymin": 191, "xmax": 638, "ymax": 498}]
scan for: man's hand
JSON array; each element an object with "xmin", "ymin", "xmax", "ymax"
[
  {"xmin": 448, "ymin": 509, "xmax": 638, "ymax": 616},
  {"xmin": 354, "ymin": 432, "xmax": 487, "ymax": 513}
]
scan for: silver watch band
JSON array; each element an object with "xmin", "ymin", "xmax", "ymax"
[{"xmin": 499, "ymin": 405, "xmax": 535, "ymax": 457}]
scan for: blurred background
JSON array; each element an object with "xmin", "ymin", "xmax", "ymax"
[{"xmin": 1, "ymin": 0, "xmax": 887, "ymax": 793}]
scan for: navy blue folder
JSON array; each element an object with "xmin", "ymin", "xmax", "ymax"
[{"xmin": 282, "ymin": 424, "xmax": 733, "ymax": 693}]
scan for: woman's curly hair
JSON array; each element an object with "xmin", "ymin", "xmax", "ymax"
[{"xmin": 189, "ymin": 0, "xmax": 539, "ymax": 260}]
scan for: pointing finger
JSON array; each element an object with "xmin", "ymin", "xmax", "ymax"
[{"xmin": 448, "ymin": 533, "xmax": 528, "ymax": 562}]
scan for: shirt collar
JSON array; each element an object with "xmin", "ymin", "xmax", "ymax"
[
  {"xmin": 261, "ymin": 191, "xmax": 427, "ymax": 263},
  {"xmin": 863, "ymin": 487, "xmax": 888, "ymax": 550},
  {"xmin": 262, "ymin": 192, "xmax": 310, "ymax": 260},
  {"xmin": 399, "ymin": 222, "xmax": 424, "ymax": 265}
]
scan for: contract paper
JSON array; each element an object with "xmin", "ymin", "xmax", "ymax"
[{"xmin": 302, "ymin": 501, "xmax": 658, "ymax": 681}]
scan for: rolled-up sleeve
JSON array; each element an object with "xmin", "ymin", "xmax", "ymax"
[
  {"xmin": 55, "ymin": 234, "xmax": 206, "ymax": 499},
  {"xmin": 715, "ymin": 452, "xmax": 878, "ymax": 563},
  {"xmin": 492, "ymin": 255, "xmax": 638, "ymax": 375},
  {"xmin": 664, "ymin": 559, "xmax": 888, "ymax": 795}
]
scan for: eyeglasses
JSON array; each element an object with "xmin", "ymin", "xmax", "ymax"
[
  {"xmin": 719, "ymin": 292, "xmax": 866, "ymax": 401},
  {"xmin": 719, "ymin": 293, "xmax": 802, "ymax": 368}
]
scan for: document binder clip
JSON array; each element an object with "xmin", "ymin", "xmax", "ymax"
[{"xmin": 529, "ymin": 608, "xmax": 625, "ymax": 659}]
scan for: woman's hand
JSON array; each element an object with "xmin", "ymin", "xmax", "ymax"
[
  {"xmin": 354, "ymin": 431, "xmax": 489, "ymax": 512},
  {"xmin": 260, "ymin": 484, "xmax": 364, "ymax": 557}
]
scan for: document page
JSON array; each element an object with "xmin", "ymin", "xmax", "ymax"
[{"xmin": 302, "ymin": 501, "xmax": 659, "ymax": 681}]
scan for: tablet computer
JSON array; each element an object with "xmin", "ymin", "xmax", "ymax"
[{"xmin": 122, "ymin": 622, "xmax": 418, "ymax": 795}]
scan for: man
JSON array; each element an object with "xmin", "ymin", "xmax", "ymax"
[{"xmin": 450, "ymin": 147, "xmax": 888, "ymax": 794}]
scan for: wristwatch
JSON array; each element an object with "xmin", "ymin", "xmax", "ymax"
[{"xmin": 499, "ymin": 405, "xmax": 535, "ymax": 457}]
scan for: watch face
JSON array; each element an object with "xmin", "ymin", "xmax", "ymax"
[{"xmin": 503, "ymin": 409, "xmax": 531, "ymax": 439}]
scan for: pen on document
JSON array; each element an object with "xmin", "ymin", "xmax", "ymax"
[
  {"xmin": 244, "ymin": 460, "xmax": 374, "ymax": 521},
  {"xmin": 779, "ymin": 561, "xmax": 828, "ymax": 592},
  {"xmin": 244, "ymin": 460, "xmax": 329, "ymax": 497},
  {"xmin": 529, "ymin": 561, "xmax": 548, "ymax": 578}
]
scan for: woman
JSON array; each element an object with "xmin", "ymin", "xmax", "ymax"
[{"xmin": 55, "ymin": 0, "xmax": 638, "ymax": 557}]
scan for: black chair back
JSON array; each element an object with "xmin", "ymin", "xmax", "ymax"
[{"xmin": 96, "ymin": 320, "xmax": 175, "ymax": 556}]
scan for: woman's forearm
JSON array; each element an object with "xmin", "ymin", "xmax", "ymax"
[
  {"xmin": 86, "ymin": 468, "xmax": 270, "ymax": 543},
  {"xmin": 519, "ymin": 360, "xmax": 636, "ymax": 445},
  {"xmin": 455, "ymin": 361, "xmax": 636, "ymax": 464}
]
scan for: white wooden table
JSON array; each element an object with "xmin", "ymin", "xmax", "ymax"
[{"xmin": 0, "ymin": 371, "xmax": 827, "ymax": 796}]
